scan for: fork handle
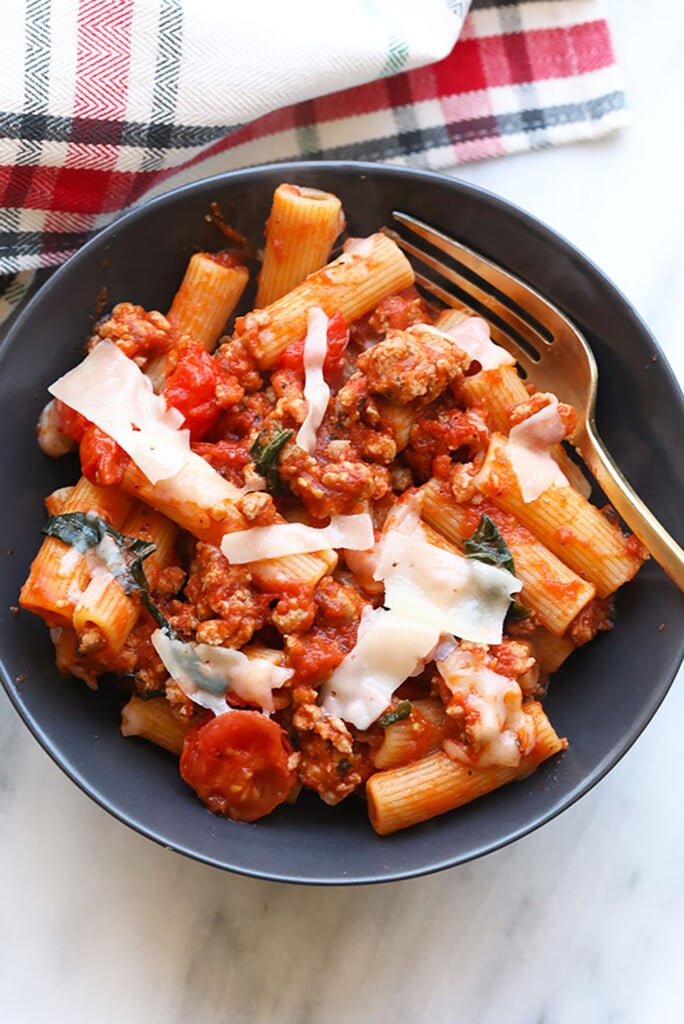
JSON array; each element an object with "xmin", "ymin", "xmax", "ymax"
[{"xmin": 575, "ymin": 421, "xmax": 684, "ymax": 592}]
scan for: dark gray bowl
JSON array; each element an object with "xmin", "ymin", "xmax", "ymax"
[{"xmin": 1, "ymin": 162, "xmax": 682, "ymax": 885}]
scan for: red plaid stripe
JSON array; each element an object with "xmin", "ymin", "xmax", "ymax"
[{"xmin": 0, "ymin": 0, "xmax": 626, "ymax": 279}]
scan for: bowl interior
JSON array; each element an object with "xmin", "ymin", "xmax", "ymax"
[{"xmin": 1, "ymin": 161, "xmax": 683, "ymax": 884}]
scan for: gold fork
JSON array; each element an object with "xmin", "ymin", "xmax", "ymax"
[{"xmin": 386, "ymin": 211, "xmax": 684, "ymax": 592}]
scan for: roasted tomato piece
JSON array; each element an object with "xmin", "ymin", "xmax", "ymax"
[
  {"xmin": 163, "ymin": 341, "xmax": 222, "ymax": 440},
  {"xmin": 80, "ymin": 424, "xmax": 129, "ymax": 486},
  {"xmin": 180, "ymin": 710, "xmax": 296, "ymax": 822}
]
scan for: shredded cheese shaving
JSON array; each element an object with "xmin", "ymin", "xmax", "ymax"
[
  {"xmin": 220, "ymin": 513, "xmax": 374, "ymax": 564},
  {"xmin": 48, "ymin": 340, "xmax": 243, "ymax": 499},
  {"xmin": 296, "ymin": 307, "xmax": 330, "ymax": 454},
  {"xmin": 507, "ymin": 398, "xmax": 569, "ymax": 502}
]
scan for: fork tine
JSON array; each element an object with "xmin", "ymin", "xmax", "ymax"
[
  {"xmin": 411, "ymin": 268, "xmax": 541, "ymax": 379},
  {"xmin": 385, "ymin": 222, "xmax": 550, "ymax": 363},
  {"xmin": 391, "ymin": 211, "xmax": 583, "ymax": 343}
]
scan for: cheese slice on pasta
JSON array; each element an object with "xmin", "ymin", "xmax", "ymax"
[
  {"xmin": 507, "ymin": 399, "xmax": 569, "ymax": 502},
  {"xmin": 220, "ymin": 513, "xmax": 374, "ymax": 563},
  {"xmin": 152, "ymin": 630, "xmax": 292, "ymax": 715},
  {"xmin": 320, "ymin": 606, "xmax": 440, "ymax": 730},
  {"xmin": 296, "ymin": 307, "xmax": 330, "ymax": 454},
  {"xmin": 373, "ymin": 499, "xmax": 521, "ymax": 646},
  {"xmin": 49, "ymin": 339, "xmax": 243, "ymax": 499}
]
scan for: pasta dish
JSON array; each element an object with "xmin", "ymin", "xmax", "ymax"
[{"xmin": 19, "ymin": 183, "xmax": 646, "ymax": 834}]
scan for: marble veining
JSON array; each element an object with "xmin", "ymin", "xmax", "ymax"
[{"xmin": 1, "ymin": 2, "xmax": 683, "ymax": 1021}]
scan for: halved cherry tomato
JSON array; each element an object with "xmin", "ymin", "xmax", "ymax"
[
  {"xmin": 53, "ymin": 398, "xmax": 90, "ymax": 443},
  {"xmin": 162, "ymin": 341, "xmax": 222, "ymax": 440},
  {"xmin": 279, "ymin": 311, "xmax": 349, "ymax": 385},
  {"xmin": 180, "ymin": 710, "xmax": 296, "ymax": 822}
]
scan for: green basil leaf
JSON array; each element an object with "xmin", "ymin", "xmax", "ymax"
[
  {"xmin": 378, "ymin": 700, "xmax": 413, "ymax": 728},
  {"xmin": 42, "ymin": 511, "xmax": 174, "ymax": 634},
  {"xmin": 506, "ymin": 598, "xmax": 533, "ymax": 623},
  {"xmin": 249, "ymin": 426, "xmax": 293, "ymax": 496},
  {"xmin": 464, "ymin": 513, "xmax": 515, "ymax": 575}
]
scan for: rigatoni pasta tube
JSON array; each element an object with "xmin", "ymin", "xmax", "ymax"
[
  {"xmin": 167, "ymin": 252, "xmax": 249, "ymax": 350},
  {"xmin": 121, "ymin": 695, "xmax": 190, "ymax": 755},
  {"xmin": 437, "ymin": 330, "xmax": 590, "ymax": 499},
  {"xmin": 464, "ymin": 365, "xmax": 590, "ymax": 497},
  {"xmin": 51, "ymin": 626, "xmax": 98, "ymax": 690},
  {"xmin": 436, "ymin": 309, "xmax": 590, "ymax": 498},
  {"xmin": 527, "ymin": 627, "xmax": 576, "ymax": 676},
  {"xmin": 250, "ymin": 549, "xmax": 338, "ymax": 590},
  {"xmin": 256, "ymin": 184, "xmax": 344, "ymax": 307},
  {"xmin": 19, "ymin": 477, "xmax": 133, "ymax": 627},
  {"xmin": 367, "ymin": 701, "xmax": 566, "ymax": 835},
  {"xmin": 72, "ymin": 570, "xmax": 135, "ymax": 657},
  {"xmin": 119, "ymin": 460, "xmax": 336, "ymax": 588},
  {"xmin": 119, "ymin": 459, "xmax": 247, "ymax": 542},
  {"xmin": 72, "ymin": 505, "xmax": 179, "ymax": 657},
  {"xmin": 475, "ymin": 433, "xmax": 646, "ymax": 597},
  {"xmin": 235, "ymin": 232, "xmax": 415, "ymax": 368},
  {"xmin": 420, "ymin": 479, "xmax": 596, "ymax": 636},
  {"xmin": 373, "ymin": 698, "xmax": 447, "ymax": 770}
]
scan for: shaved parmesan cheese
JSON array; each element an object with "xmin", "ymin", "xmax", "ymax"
[
  {"xmin": 151, "ymin": 457, "xmax": 245, "ymax": 512},
  {"xmin": 321, "ymin": 498, "xmax": 522, "ymax": 728},
  {"xmin": 75, "ymin": 562, "xmax": 117, "ymax": 615},
  {"xmin": 507, "ymin": 399, "xmax": 569, "ymax": 502},
  {"xmin": 320, "ymin": 607, "xmax": 440, "ymax": 730},
  {"xmin": 415, "ymin": 318, "xmax": 515, "ymax": 371},
  {"xmin": 373, "ymin": 497, "xmax": 521, "ymax": 645},
  {"xmin": 376, "ymin": 528, "xmax": 521, "ymax": 645},
  {"xmin": 220, "ymin": 513, "xmax": 374, "ymax": 564},
  {"xmin": 152, "ymin": 630, "xmax": 292, "ymax": 715},
  {"xmin": 296, "ymin": 307, "xmax": 330, "ymax": 454},
  {"xmin": 48, "ymin": 340, "xmax": 243, "ymax": 499}
]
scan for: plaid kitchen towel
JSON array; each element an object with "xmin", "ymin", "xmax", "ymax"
[{"xmin": 0, "ymin": 0, "xmax": 626, "ymax": 313}]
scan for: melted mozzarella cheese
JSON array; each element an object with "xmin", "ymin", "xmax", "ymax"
[
  {"xmin": 75, "ymin": 561, "xmax": 117, "ymax": 614},
  {"xmin": 48, "ymin": 339, "xmax": 243, "ymax": 499},
  {"xmin": 152, "ymin": 630, "xmax": 292, "ymax": 715},
  {"xmin": 373, "ymin": 500, "xmax": 521, "ymax": 646},
  {"xmin": 296, "ymin": 307, "xmax": 330, "ymax": 454},
  {"xmin": 220, "ymin": 513, "xmax": 374, "ymax": 564},
  {"xmin": 320, "ymin": 607, "xmax": 440, "ymax": 730},
  {"xmin": 507, "ymin": 399, "xmax": 569, "ymax": 502},
  {"xmin": 410, "ymin": 319, "xmax": 515, "ymax": 371},
  {"xmin": 437, "ymin": 646, "xmax": 535, "ymax": 768}
]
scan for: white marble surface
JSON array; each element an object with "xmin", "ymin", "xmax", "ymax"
[{"xmin": 2, "ymin": 2, "xmax": 683, "ymax": 1021}]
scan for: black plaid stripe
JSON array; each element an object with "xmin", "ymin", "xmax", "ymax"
[
  {"xmin": 10, "ymin": 0, "xmax": 52, "ymax": 209},
  {"xmin": 384, "ymin": 67, "xmax": 432, "ymax": 170},
  {"xmin": 139, "ymin": 0, "xmax": 185, "ymax": 172},
  {"xmin": 264, "ymin": 91, "xmax": 626, "ymax": 165},
  {"xmin": 0, "ymin": 110, "xmax": 240, "ymax": 149},
  {"xmin": 0, "ymin": 229, "xmax": 91, "ymax": 263},
  {"xmin": 471, "ymin": 0, "xmax": 541, "ymax": 8}
]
